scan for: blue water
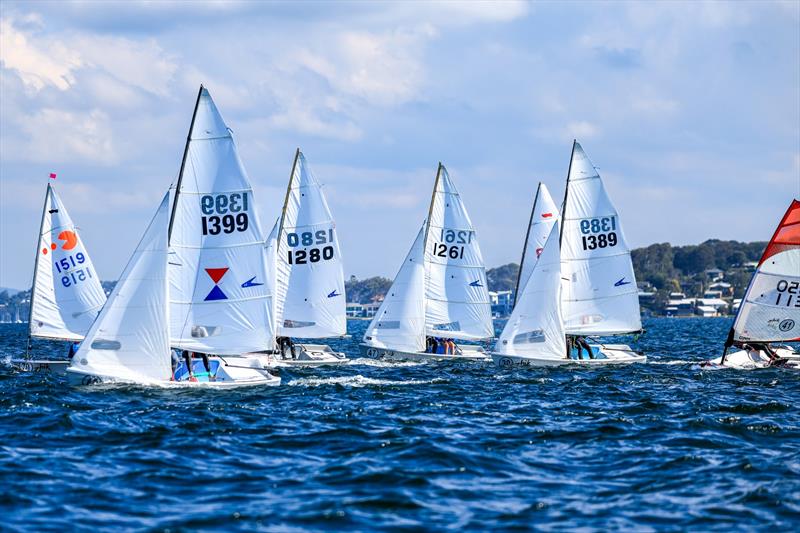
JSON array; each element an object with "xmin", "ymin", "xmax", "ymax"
[{"xmin": 2, "ymin": 318, "xmax": 799, "ymax": 531}]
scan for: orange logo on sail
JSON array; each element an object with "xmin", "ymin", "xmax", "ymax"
[{"xmin": 41, "ymin": 230, "xmax": 78, "ymax": 255}]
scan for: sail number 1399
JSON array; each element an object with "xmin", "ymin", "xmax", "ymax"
[
  {"xmin": 580, "ymin": 216, "xmax": 618, "ymax": 250},
  {"xmin": 200, "ymin": 193, "xmax": 249, "ymax": 235}
]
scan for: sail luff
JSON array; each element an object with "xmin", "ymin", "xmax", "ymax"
[
  {"xmin": 27, "ymin": 183, "xmax": 52, "ymax": 339},
  {"xmin": 559, "ymin": 140, "xmax": 577, "ymax": 246},
  {"xmin": 514, "ymin": 184, "xmax": 541, "ymax": 306},
  {"xmin": 168, "ymin": 85, "xmax": 204, "ymax": 242}
]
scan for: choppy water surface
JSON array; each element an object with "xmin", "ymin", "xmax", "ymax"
[{"xmin": 2, "ymin": 318, "xmax": 799, "ymax": 531}]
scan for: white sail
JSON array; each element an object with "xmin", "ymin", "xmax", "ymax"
[
  {"xmin": 495, "ymin": 222, "xmax": 565, "ymax": 359},
  {"xmin": 168, "ymin": 86, "xmax": 275, "ymax": 355},
  {"xmin": 424, "ymin": 165, "xmax": 493, "ymax": 340},
  {"xmin": 71, "ymin": 193, "xmax": 172, "ymax": 383},
  {"xmin": 732, "ymin": 200, "xmax": 800, "ymax": 343},
  {"xmin": 515, "ymin": 182, "xmax": 559, "ymax": 301},
  {"xmin": 274, "ymin": 151, "xmax": 346, "ymax": 338},
  {"xmin": 560, "ymin": 142, "xmax": 641, "ymax": 335},
  {"xmin": 363, "ymin": 225, "xmax": 427, "ymax": 353},
  {"xmin": 29, "ymin": 184, "xmax": 106, "ymax": 341}
]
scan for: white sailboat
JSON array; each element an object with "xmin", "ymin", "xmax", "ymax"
[
  {"xmin": 66, "ymin": 193, "xmax": 279, "ymax": 386},
  {"xmin": 492, "ymin": 222, "xmax": 567, "ymax": 367},
  {"xmin": 13, "ymin": 182, "xmax": 107, "ymax": 374},
  {"xmin": 167, "ymin": 86, "xmax": 276, "ymax": 358},
  {"xmin": 702, "ymin": 199, "xmax": 800, "ymax": 369},
  {"xmin": 360, "ymin": 163, "xmax": 493, "ymax": 361},
  {"xmin": 514, "ymin": 182, "xmax": 559, "ymax": 302},
  {"xmin": 557, "ymin": 141, "xmax": 645, "ymax": 364},
  {"xmin": 255, "ymin": 150, "xmax": 348, "ymax": 367}
]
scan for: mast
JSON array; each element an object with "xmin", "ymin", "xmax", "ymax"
[
  {"xmin": 513, "ymin": 183, "xmax": 541, "ymax": 308},
  {"xmin": 26, "ymin": 183, "xmax": 52, "ymax": 354},
  {"xmin": 278, "ymin": 148, "xmax": 301, "ymax": 239},
  {"xmin": 423, "ymin": 162, "xmax": 443, "ymax": 249},
  {"xmin": 168, "ymin": 85, "xmax": 204, "ymax": 243},
  {"xmin": 559, "ymin": 140, "xmax": 577, "ymax": 245}
]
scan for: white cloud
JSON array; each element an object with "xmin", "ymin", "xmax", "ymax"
[
  {"xmin": 564, "ymin": 121, "xmax": 599, "ymax": 141},
  {"xmin": 14, "ymin": 108, "xmax": 117, "ymax": 165},
  {"xmin": 0, "ymin": 17, "xmax": 82, "ymax": 91}
]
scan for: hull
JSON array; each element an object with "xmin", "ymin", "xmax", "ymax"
[
  {"xmin": 701, "ymin": 346, "xmax": 800, "ymax": 370},
  {"xmin": 492, "ymin": 344, "xmax": 646, "ymax": 368},
  {"xmin": 248, "ymin": 343, "xmax": 349, "ymax": 368},
  {"xmin": 66, "ymin": 356, "xmax": 280, "ymax": 387},
  {"xmin": 11, "ymin": 359, "xmax": 71, "ymax": 374},
  {"xmin": 359, "ymin": 343, "xmax": 490, "ymax": 362}
]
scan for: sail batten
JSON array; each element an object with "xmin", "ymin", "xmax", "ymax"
[
  {"xmin": 559, "ymin": 142, "xmax": 642, "ymax": 336},
  {"xmin": 28, "ymin": 184, "xmax": 107, "ymax": 341}
]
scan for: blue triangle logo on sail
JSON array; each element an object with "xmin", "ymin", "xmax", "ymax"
[{"xmin": 205, "ymin": 285, "xmax": 228, "ymax": 301}]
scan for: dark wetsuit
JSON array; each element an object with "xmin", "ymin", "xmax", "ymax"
[
  {"xmin": 277, "ymin": 337, "xmax": 297, "ymax": 359},
  {"xmin": 183, "ymin": 350, "xmax": 211, "ymax": 376}
]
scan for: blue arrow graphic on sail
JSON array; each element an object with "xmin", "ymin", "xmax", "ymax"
[
  {"xmin": 241, "ymin": 276, "xmax": 263, "ymax": 288},
  {"xmin": 469, "ymin": 280, "xmax": 483, "ymax": 287},
  {"xmin": 614, "ymin": 277, "xmax": 632, "ymax": 287},
  {"xmin": 327, "ymin": 290, "xmax": 340, "ymax": 298}
]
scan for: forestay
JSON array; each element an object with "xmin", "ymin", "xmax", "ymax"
[
  {"xmin": 168, "ymin": 87, "xmax": 275, "ymax": 355},
  {"xmin": 424, "ymin": 165, "xmax": 493, "ymax": 341},
  {"xmin": 560, "ymin": 142, "xmax": 641, "ymax": 335},
  {"xmin": 363, "ymin": 225, "xmax": 427, "ymax": 353},
  {"xmin": 496, "ymin": 222, "xmax": 565, "ymax": 359},
  {"xmin": 731, "ymin": 199, "xmax": 800, "ymax": 343},
  {"xmin": 71, "ymin": 194, "xmax": 172, "ymax": 383},
  {"xmin": 29, "ymin": 184, "xmax": 106, "ymax": 341},
  {"xmin": 515, "ymin": 182, "xmax": 559, "ymax": 302},
  {"xmin": 274, "ymin": 151, "xmax": 346, "ymax": 338}
]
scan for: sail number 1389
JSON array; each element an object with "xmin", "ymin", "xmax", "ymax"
[{"xmin": 580, "ymin": 216, "xmax": 618, "ymax": 250}]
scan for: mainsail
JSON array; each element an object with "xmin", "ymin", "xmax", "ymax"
[
  {"xmin": 274, "ymin": 150, "xmax": 346, "ymax": 338},
  {"xmin": 28, "ymin": 184, "xmax": 106, "ymax": 341},
  {"xmin": 515, "ymin": 182, "xmax": 559, "ymax": 303},
  {"xmin": 559, "ymin": 141, "xmax": 641, "ymax": 335},
  {"xmin": 71, "ymin": 193, "xmax": 172, "ymax": 382},
  {"xmin": 424, "ymin": 164, "xmax": 493, "ymax": 340},
  {"xmin": 496, "ymin": 222, "xmax": 565, "ymax": 359},
  {"xmin": 363, "ymin": 225, "xmax": 427, "ymax": 353},
  {"xmin": 729, "ymin": 199, "xmax": 800, "ymax": 344},
  {"xmin": 167, "ymin": 86, "xmax": 274, "ymax": 354}
]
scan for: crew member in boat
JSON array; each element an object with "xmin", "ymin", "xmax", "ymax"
[
  {"xmin": 568, "ymin": 336, "xmax": 594, "ymax": 360},
  {"xmin": 740, "ymin": 342, "xmax": 787, "ymax": 367},
  {"xmin": 170, "ymin": 348, "xmax": 181, "ymax": 381},
  {"xmin": 425, "ymin": 336, "xmax": 437, "ymax": 354},
  {"xmin": 67, "ymin": 341, "xmax": 80, "ymax": 360},
  {"xmin": 182, "ymin": 350, "xmax": 214, "ymax": 381},
  {"xmin": 277, "ymin": 336, "xmax": 297, "ymax": 359}
]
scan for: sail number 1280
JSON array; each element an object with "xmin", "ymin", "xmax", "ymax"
[
  {"xmin": 580, "ymin": 216, "xmax": 618, "ymax": 250},
  {"xmin": 200, "ymin": 193, "xmax": 249, "ymax": 235}
]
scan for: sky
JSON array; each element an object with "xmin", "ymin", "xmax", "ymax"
[{"xmin": 1, "ymin": 0, "xmax": 799, "ymax": 291}]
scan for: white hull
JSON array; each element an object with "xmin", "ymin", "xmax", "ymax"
[
  {"xmin": 248, "ymin": 343, "xmax": 349, "ymax": 368},
  {"xmin": 701, "ymin": 346, "xmax": 800, "ymax": 370},
  {"xmin": 492, "ymin": 344, "xmax": 646, "ymax": 368},
  {"xmin": 11, "ymin": 359, "xmax": 71, "ymax": 375},
  {"xmin": 360, "ymin": 343, "xmax": 490, "ymax": 362},
  {"xmin": 66, "ymin": 356, "xmax": 280, "ymax": 387}
]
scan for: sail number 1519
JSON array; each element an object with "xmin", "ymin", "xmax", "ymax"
[{"xmin": 580, "ymin": 216, "xmax": 618, "ymax": 250}]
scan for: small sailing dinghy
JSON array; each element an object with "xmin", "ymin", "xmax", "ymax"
[
  {"xmin": 492, "ymin": 222, "xmax": 568, "ymax": 367},
  {"xmin": 702, "ymin": 199, "xmax": 800, "ymax": 369},
  {"xmin": 557, "ymin": 141, "xmax": 645, "ymax": 365},
  {"xmin": 66, "ymin": 193, "xmax": 279, "ymax": 387},
  {"xmin": 360, "ymin": 164, "xmax": 493, "ymax": 362},
  {"xmin": 167, "ymin": 86, "xmax": 278, "ymax": 362},
  {"xmin": 13, "ymin": 182, "xmax": 107, "ymax": 374},
  {"xmin": 254, "ymin": 150, "xmax": 348, "ymax": 367}
]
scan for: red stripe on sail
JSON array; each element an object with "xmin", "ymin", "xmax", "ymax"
[{"xmin": 759, "ymin": 199, "xmax": 800, "ymax": 266}]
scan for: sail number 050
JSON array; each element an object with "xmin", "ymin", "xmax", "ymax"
[
  {"xmin": 580, "ymin": 217, "xmax": 618, "ymax": 251},
  {"xmin": 200, "ymin": 193, "xmax": 249, "ymax": 235}
]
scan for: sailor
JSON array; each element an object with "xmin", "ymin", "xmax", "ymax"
[
  {"xmin": 277, "ymin": 336, "xmax": 297, "ymax": 359},
  {"xmin": 569, "ymin": 336, "xmax": 594, "ymax": 360},
  {"xmin": 429, "ymin": 337, "xmax": 439, "ymax": 354},
  {"xmin": 445, "ymin": 338, "xmax": 455, "ymax": 355},
  {"xmin": 170, "ymin": 348, "xmax": 182, "ymax": 381},
  {"xmin": 745, "ymin": 342, "xmax": 786, "ymax": 367},
  {"xmin": 67, "ymin": 341, "xmax": 80, "ymax": 360},
  {"xmin": 182, "ymin": 350, "xmax": 213, "ymax": 382}
]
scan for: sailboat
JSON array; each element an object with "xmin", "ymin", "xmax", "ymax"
[
  {"xmin": 702, "ymin": 199, "xmax": 800, "ymax": 369},
  {"xmin": 66, "ymin": 193, "xmax": 279, "ymax": 386},
  {"xmin": 514, "ymin": 182, "xmax": 559, "ymax": 303},
  {"xmin": 557, "ymin": 141, "xmax": 645, "ymax": 363},
  {"xmin": 12, "ymin": 182, "xmax": 107, "ymax": 374},
  {"xmin": 253, "ymin": 150, "xmax": 348, "ymax": 367},
  {"xmin": 360, "ymin": 163, "xmax": 494, "ymax": 361}
]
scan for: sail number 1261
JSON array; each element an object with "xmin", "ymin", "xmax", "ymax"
[{"xmin": 580, "ymin": 216, "xmax": 618, "ymax": 250}]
